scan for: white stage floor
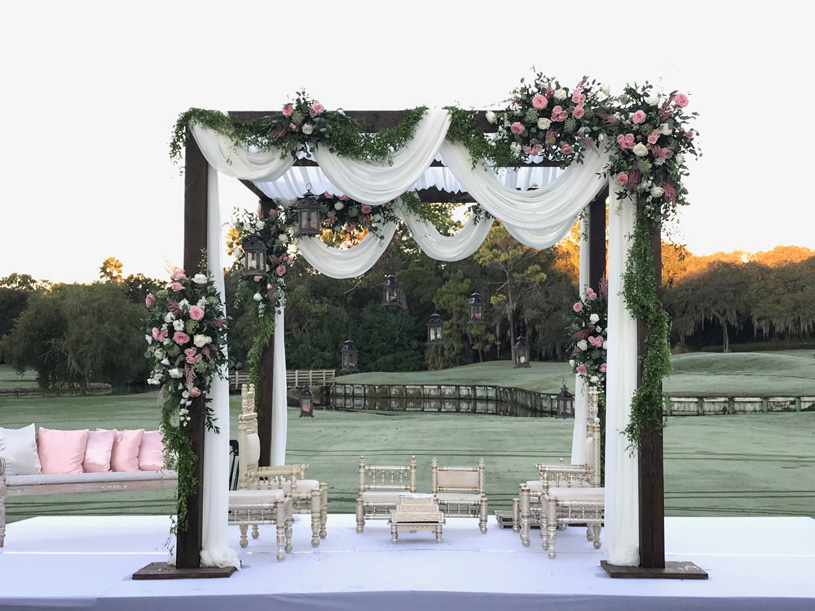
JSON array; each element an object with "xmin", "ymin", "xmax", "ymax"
[{"xmin": 1, "ymin": 514, "xmax": 814, "ymax": 610}]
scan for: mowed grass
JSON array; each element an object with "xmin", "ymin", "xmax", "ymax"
[
  {"xmin": 1, "ymin": 351, "xmax": 814, "ymax": 523},
  {"xmin": 0, "ymin": 365, "xmax": 38, "ymax": 390}
]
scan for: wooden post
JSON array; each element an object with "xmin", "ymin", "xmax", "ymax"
[
  {"xmin": 256, "ymin": 197, "xmax": 277, "ymax": 466},
  {"xmin": 588, "ymin": 185, "xmax": 608, "ymax": 289}
]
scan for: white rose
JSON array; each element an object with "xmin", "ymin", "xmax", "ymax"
[
  {"xmin": 155, "ymin": 349, "xmax": 165, "ymax": 359},
  {"xmin": 568, "ymin": 359, "xmax": 575, "ymax": 368},
  {"xmin": 485, "ymin": 111, "xmax": 497, "ymax": 124},
  {"xmin": 302, "ymin": 123, "xmax": 314, "ymax": 135},
  {"xmin": 676, "ymin": 154, "xmax": 685, "ymax": 165},
  {"xmin": 178, "ymin": 299, "xmax": 190, "ymax": 309},
  {"xmin": 633, "ymin": 143, "xmax": 649, "ymax": 157},
  {"xmin": 253, "ymin": 293, "xmax": 262, "ymax": 302},
  {"xmin": 650, "ymin": 186, "xmax": 665, "ymax": 198},
  {"xmin": 554, "ymin": 89, "xmax": 567, "ymax": 100},
  {"xmin": 600, "ymin": 84, "xmax": 611, "ymax": 96},
  {"xmin": 537, "ymin": 117, "xmax": 551, "ymax": 130},
  {"xmin": 169, "ymin": 368, "xmax": 183, "ymax": 379},
  {"xmin": 193, "ymin": 334, "xmax": 212, "ymax": 348},
  {"xmin": 173, "ymin": 320, "xmax": 185, "ymax": 331},
  {"xmin": 602, "ymin": 341, "xmax": 608, "ymax": 349},
  {"xmin": 589, "ymin": 313, "xmax": 600, "ymax": 323},
  {"xmin": 654, "ymin": 158, "xmax": 666, "ymax": 166},
  {"xmin": 255, "ymin": 220, "xmax": 265, "ymax": 230},
  {"xmin": 647, "ymin": 94, "xmax": 660, "ymax": 106},
  {"xmin": 277, "ymin": 234, "xmax": 289, "ymax": 244},
  {"xmin": 659, "ymin": 123, "xmax": 671, "ymax": 135},
  {"xmin": 192, "ymin": 274, "xmax": 208, "ymax": 285},
  {"xmin": 145, "ymin": 335, "xmax": 153, "ymax": 345},
  {"xmin": 164, "ymin": 313, "xmax": 175, "ymax": 323},
  {"xmin": 197, "ymin": 297, "xmax": 207, "ymax": 307},
  {"xmin": 334, "ymin": 202, "xmax": 345, "ymax": 211},
  {"xmin": 577, "ymin": 340, "xmax": 588, "ymax": 351},
  {"xmin": 590, "ymin": 375, "xmax": 599, "ymax": 384},
  {"xmin": 510, "ymin": 142, "xmax": 522, "ymax": 155}
]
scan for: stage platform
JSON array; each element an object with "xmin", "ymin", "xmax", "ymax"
[{"xmin": 1, "ymin": 514, "xmax": 813, "ymax": 610}]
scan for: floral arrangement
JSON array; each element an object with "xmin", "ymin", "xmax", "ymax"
[
  {"xmin": 567, "ymin": 279, "xmax": 609, "ymax": 389},
  {"xmin": 144, "ymin": 257, "xmax": 228, "ymax": 528},
  {"xmin": 606, "ymin": 83, "xmax": 700, "ymax": 223},
  {"xmin": 493, "ymin": 73, "xmax": 611, "ymax": 167},
  {"xmin": 316, "ymin": 192, "xmax": 400, "ymax": 243}
]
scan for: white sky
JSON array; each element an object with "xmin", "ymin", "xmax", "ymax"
[{"xmin": 1, "ymin": 1, "xmax": 812, "ymax": 284}]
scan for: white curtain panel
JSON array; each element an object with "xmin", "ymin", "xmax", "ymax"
[
  {"xmin": 312, "ymin": 109, "xmax": 452, "ymax": 204},
  {"xmin": 604, "ymin": 192, "xmax": 640, "ymax": 567},
  {"xmin": 200, "ymin": 170, "xmax": 240, "ymax": 569},
  {"xmin": 571, "ymin": 217, "xmax": 592, "ymax": 465},
  {"xmin": 271, "ymin": 304, "xmax": 288, "ymax": 466}
]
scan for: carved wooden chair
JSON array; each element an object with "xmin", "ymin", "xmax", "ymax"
[
  {"xmin": 235, "ymin": 384, "xmax": 328, "ymax": 548},
  {"xmin": 431, "ymin": 458, "xmax": 488, "ymax": 533},
  {"xmin": 515, "ymin": 387, "xmax": 602, "ymax": 549},
  {"xmin": 356, "ymin": 455, "xmax": 416, "ymax": 533}
]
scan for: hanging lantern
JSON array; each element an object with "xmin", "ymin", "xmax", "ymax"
[
  {"xmin": 296, "ymin": 185, "xmax": 321, "ymax": 236},
  {"xmin": 242, "ymin": 233, "xmax": 268, "ymax": 278},
  {"xmin": 427, "ymin": 312, "xmax": 444, "ymax": 345},
  {"xmin": 299, "ymin": 385, "xmax": 315, "ymax": 418},
  {"xmin": 555, "ymin": 383, "xmax": 574, "ymax": 418},
  {"xmin": 468, "ymin": 292, "xmax": 485, "ymax": 324},
  {"xmin": 513, "ymin": 335, "xmax": 531, "ymax": 368},
  {"xmin": 382, "ymin": 274, "xmax": 401, "ymax": 307},
  {"xmin": 340, "ymin": 339, "xmax": 359, "ymax": 373}
]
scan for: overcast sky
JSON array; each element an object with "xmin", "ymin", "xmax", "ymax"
[{"xmin": 1, "ymin": 1, "xmax": 811, "ymax": 284}]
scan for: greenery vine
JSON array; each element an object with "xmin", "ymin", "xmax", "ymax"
[
  {"xmin": 247, "ymin": 313, "xmax": 276, "ymax": 408},
  {"xmin": 622, "ymin": 213, "xmax": 673, "ymax": 445}
]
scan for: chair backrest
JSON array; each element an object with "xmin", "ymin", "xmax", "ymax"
[
  {"xmin": 432, "ymin": 458, "xmax": 485, "ymax": 495},
  {"xmin": 358, "ymin": 455, "xmax": 416, "ymax": 495},
  {"xmin": 238, "ymin": 384, "xmax": 260, "ymax": 489}
]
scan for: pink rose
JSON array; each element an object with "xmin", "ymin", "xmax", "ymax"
[
  {"xmin": 276, "ymin": 264, "xmax": 286, "ymax": 276},
  {"xmin": 309, "ymin": 101, "xmax": 325, "ymax": 116},
  {"xmin": 156, "ymin": 329, "xmax": 168, "ymax": 342},
  {"xmin": 573, "ymin": 302, "xmax": 583, "ymax": 312},
  {"xmin": 532, "ymin": 94, "xmax": 548, "ymax": 109},
  {"xmin": 339, "ymin": 195, "xmax": 350, "ymax": 201},
  {"xmin": 347, "ymin": 223, "xmax": 356, "ymax": 233},
  {"xmin": 618, "ymin": 172, "xmax": 629, "ymax": 184},
  {"xmin": 523, "ymin": 145, "xmax": 532, "ymax": 155},
  {"xmin": 324, "ymin": 191, "xmax": 334, "ymax": 199},
  {"xmin": 173, "ymin": 331, "xmax": 190, "ymax": 345},
  {"xmin": 685, "ymin": 129, "xmax": 695, "ymax": 140},
  {"xmin": 589, "ymin": 335, "xmax": 604, "ymax": 348},
  {"xmin": 561, "ymin": 144, "xmax": 574, "ymax": 155},
  {"xmin": 586, "ymin": 288, "xmax": 597, "ymax": 299},
  {"xmin": 572, "ymin": 91, "xmax": 586, "ymax": 104},
  {"xmin": 532, "ymin": 144, "xmax": 543, "ymax": 155},
  {"xmin": 186, "ymin": 353, "xmax": 202, "ymax": 364},
  {"xmin": 171, "ymin": 270, "xmax": 186, "ymax": 281},
  {"xmin": 145, "ymin": 294, "xmax": 155, "ymax": 307},
  {"xmin": 185, "ymin": 347, "xmax": 197, "ymax": 358},
  {"xmin": 600, "ymin": 363, "xmax": 607, "ymax": 373},
  {"xmin": 188, "ymin": 387, "xmax": 201, "ymax": 398},
  {"xmin": 573, "ymin": 106, "xmax": 585, "ymax": 119},
  {"xmin": 189, "ymin": 306, "xmax": 204, "ymax": 321},
  {"xmin": 625, "ymin": 134, "xmax": 635, "ymax": 146},
  {"xmin": 510, "ymin": 122, "xmax": 524, "ymax": 135},
  {"xmin": 632, "ymin": 110, "xmax": 646, "ymax": 124},
  {"xmin": 151, "ymin": 327, "xmax": 162, "ymax": 341},
  {"xmin": 647, "ymin": 131, "xmax": 660, "ymax": 145},
  {"xmin": 361, "ymin": 204, "xmax": 372, "ymax": 214},
  {"xmin": 282, "ymin": 104, "xmax": 293, "ymax": 117},
  {"xmin": 254, "ymin": 275, "xmax": 263, "ymax": 282},
  {"xmin": 171, "ymin": 282, "xmax": 182, "ymax": 292},
  {"xmin": 213, "ymin": 317, "xmax": 225, "ymax": 329},
  {"xmin": 577, "ymin": 365, "xmax": 587, "ymax": 375},
  {"xmin": 289, "ymin": 123, "xmax": 298, "ymax": 132},
  {"xmin": 673, "ymin": 93, "xmax": 689, "ymax": 108}
]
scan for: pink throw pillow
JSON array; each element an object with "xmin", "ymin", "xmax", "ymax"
[
  {"xmin": 108, "ymin": 429, "xmax": 144, "ymax": 472},
  {"xmin": 38, "ymin": 428, "xmax": 89, "ymax": 474},
  {"xmin": 83, "ymin": 429, "xmax": 116, "ymax": 473},
  {"xmin": 138, "ymin": 430, "xmax": 166, "ymax": 471}
]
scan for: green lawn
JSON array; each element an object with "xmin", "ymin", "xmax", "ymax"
[
  {"xmin": 2, "ymin": 351, "xmax": 814, "ymax": 523},
  {"xmin": 0, "ymin": 365, "xmax": 38, "ymax": 390}
]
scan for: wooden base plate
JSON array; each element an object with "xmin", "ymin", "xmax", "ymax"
[
  {"xmin": 132, "ymin": 562, "xmax": 237, "ymax": 580},
  {"xmin": 601, "ymin": 560, "xmax": 708, "ymax": 580}
]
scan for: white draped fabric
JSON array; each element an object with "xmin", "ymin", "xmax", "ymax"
[
  {"xmin": 191, "ymin": 124, "xmax": 294, "ymax": 182},
  {"xmin": 571, "ymin": 218, "xmax": 591, "ymax": 465},
  {"xmin": 604, "ymin": 193, "xmax": 640, "ymax": 567},
  {"xmin": 271, "ymin": 304, "xmax": 288, "ymax": 466},
  {"xmin": 200, "ymin": 170, "xmax": 240, "ymax": 570},
  {"xmin": 296, "ymin": 222, "xmax": 399, "ymax": 279}
]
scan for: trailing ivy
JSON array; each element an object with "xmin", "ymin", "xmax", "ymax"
[
  {"xmin": 160, "ymin": 409, "xmax": 196, "ymax": 532},
  {"xmin": 444, "ymin": 106, "xmax": 516, "ymax": 169},
  {"xmin": 247, "ymin": 312, "xmax": 276, "ymax": 409},
  {"xmin": 622, "ymin": 212, "xmax": 672, "ymax": 445},
  {"xmin": 324, "ymin": 106, "xmax": 428, "ymax": 164}
]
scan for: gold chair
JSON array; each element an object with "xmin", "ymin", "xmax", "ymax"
[
  {"xmin": 356, "ymin": 455, "xmax": 416, "ymax": 533},
  {"xmin": 431, "ymin": 458, "xmax": 488, "ymax": 533}
]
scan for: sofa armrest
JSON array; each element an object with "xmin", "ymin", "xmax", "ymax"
[{"xmin": 0, "ymin": 457, "xmax": 6, "ymax": 478}]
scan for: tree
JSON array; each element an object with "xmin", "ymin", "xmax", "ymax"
[
  {"xmin": 99, "ymin": 257, "xmax": 124, "ymax": 282},
  {"xmin": 749, "ymin": 257, "xmax": 815, "ymax": 339},
  {"xmin": 0, "ymin": 283, "xmax": 147, "ymax": 391},
  {"xmin": 0, "ymin": 273, "xmax": 50, "ymax": 292}
]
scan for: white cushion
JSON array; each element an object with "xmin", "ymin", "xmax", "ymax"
[
  {"xmin": 360, "ymin": 491, "xmax": 403, "ymax": 505},
  {"xmin": 7, "ymin": 470, "xmax": 178, "ymax": 486},
  {"xmin": 245, "ymin": 433, "xmax": 261, "ymax": 467},
  {"xmin": 437, "ymin": 469, "xmax": 479, "ymax": 490},
  {"xmin": 0, "ymin": 424, "xmax": 42, "ymax": 476},
  {"xmin": 548, "ymin": 486, "xmax": 604, "ymax": 502},
  {"xmin": 229, "ymin": 488, "xmax": 284, "ymax": 506},
  {"xmin": 584, "ymin": 437, "xmax": 594, "ymax": 471},
  {"xmin": 524, "ymin": 480, "xmax": 544, "ymax": 493},
  {"xmin": 276, "ymin": 478, "xmax": 320, "ymax": 495},
  {"xmin": 436, "ymin": 492, "xmax": 481, "ymax": 503}
]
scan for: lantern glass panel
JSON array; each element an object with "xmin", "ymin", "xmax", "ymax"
[
  {"xmin": 468, "ymin": 293, "xmax": 485, "ymax": 324},
  {"xmin": 382, "ymin": 274, "xmax": 400, "ymax": 306},
  {"xmin": 514, "ymin": 335, "xmax": 530, "ymax": 368}
]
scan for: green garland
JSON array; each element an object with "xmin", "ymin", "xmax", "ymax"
[
  {"xmin": 622, "ymin": 212, "xmax": 672, "ymax": 444},
  {"xmin": 247, "ymin": 312, "xmax": 276, "ymax": 407},
  {"xmin": 160, "ymin": 409, "xmax": 196, "ymax": 533}
]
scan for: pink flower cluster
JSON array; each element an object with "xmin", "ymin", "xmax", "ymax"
[
  {"xmin": 185, "ymin": 347, "xmax": 202, "ymax": 364},
  {"xmin": 173, "ymin": 331, "xmax": 190, "ymax": 345},
  {"xmin": 152, "ymin": 327, "xmax": 169, "ymax": 342},
  {"xmin": 617, "ymin": 133, "xmax": 636, "ymax": 150},
  {"xmin": 588, "ymin": 335, "xmax": 604, "ymax": 348},
  {"xmin": 585, "ymin": 287, "xmax": 597, "ymax": 300},
  {"xmin": 573, "ymin": 302, "xmax": 583, "ymax": 312},
  {"xmin": 551, "ymin": 105, "xmax": 568, "ymax": 122},
  {"xmin": 309, "ymin": 101, "xmax": 325, "ymax": 116},
  {"xmin": 189, "ymin": 306, "xmax": 204, "ymax": 321}
]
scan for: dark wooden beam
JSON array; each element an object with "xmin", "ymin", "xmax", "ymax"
[
  {"xmin": 588, "ymin": 185, "xmax": 608, "ymax": 289},
  {"xmin": 637, "ymin": 223, "xmax": 665, "ymax": 569},
  {"xmin": 256, "ymin": 199, "xmax": 276, "ymax": 467},
  {"xmin": 177, "ymin": 135, "xmax": 208, "ymax": 570}
]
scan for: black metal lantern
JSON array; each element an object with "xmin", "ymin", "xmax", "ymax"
[
  {"xmin": 296, "ymin": 186, "xmax": 321, "ymax": 236},
  {"xmin": 299, "ymin": 385, "xmax": 314, "ymax": 417},
  {"xmin": 340, "ymin": 339, "xmax": 359, "ymax": 373},
  {"xmin": 242, "ymin": 233, "xmax": 268, "ymax": 278},
  {"xmin": 555, "ymin": 383, "xmax": 575, "ymax": 418},
  {"xmin": 468, "ymin": 292, "xmax": 485, "ymax": 324},
  {"xmin": 427, "ymin": 312, "xmax": 444, "ymax": 345},
  {"xmin": 382, "ymin": 274, "xmax": 401, "ymax": 307},
  {"xmin": 513, "ymin": 335, "xmax": 531, "ymax": 368}
]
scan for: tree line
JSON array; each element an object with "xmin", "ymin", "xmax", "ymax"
[{"xmin": 1, "ymin": 234, "xmax": 812, "ymax": 393}]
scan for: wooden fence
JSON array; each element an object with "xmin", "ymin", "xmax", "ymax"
[{"xmin": 228, "ymin": 369, "xmax": 335, "ymax": 391}]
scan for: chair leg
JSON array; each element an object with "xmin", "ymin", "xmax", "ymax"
[
  {"xmin": 546, "ymin": 501, "xmax": 558, "ymax": 559},
  {"xmin": 319, "ymin": 483, "xmax": 328, "ymax": 539},
  {"xmin": 479, "ymin": 498, "xmax": 488, "ymax": 534},
  {"xmin": 519, "ymin": 488, "xmax": 531, "ymax": 547},
  {"xmin": 239, "ymin": 524, "xmax": 249, "ymax": 548},
  {"xmin": 356, "ymin": 499, "xmax": 364, "ymax": 533},
  {"xmin": 512, "ymin": 498, "xmax": 520, "ymax": 533},
  {"xmin": 592, "ymin": 523, "xmax": 602, "ymax": 549},
  {"xmin": 275, "ymin": 503, "xmax": 286, "ymax": 561},
  {"xmin": 251, "ymin": 524, "xmax": 259, "ymax": 540},
  {"xmin": 0, "ymin": 490, "xmax": 6, "ymax": 548},
  {"xmin": 540, "ymin": 497, "xmax": 549, "ymax": 549},
  {"xmin": 310, "ymin": 493, "xmax": 321, "ymax": 547}
]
